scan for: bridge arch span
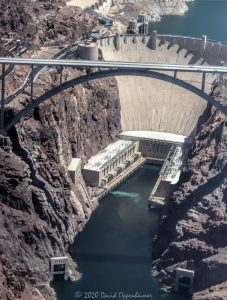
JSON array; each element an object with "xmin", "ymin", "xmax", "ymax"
[{"xmin": 4, "ymin": 69, "xmax": 227, "ymax": 133}]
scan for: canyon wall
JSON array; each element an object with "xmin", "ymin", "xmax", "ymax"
[
  {"xmin": 0, "ymin": 70, "xmax": 121, "ymax": 300},
  {"xmin": 152, "ymin": 75, "xmax": 227, "ymax": 299},
  {"xmin": 0, "ymin": 0, "xmax": 96, "ymax": 48},
  {"xmin": 0, "ymin": 1, "xmax": 121, "ymax": 299},
  {"xmin": 158, "ymin": 0, "xmax": 188, "ymax": 15},
  {"xmin": 108, "ymin": 0, "xmax": 188, "ymax": 28}
]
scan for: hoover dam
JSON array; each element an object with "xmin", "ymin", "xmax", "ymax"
[{"xmin": 98, "ymin": 33, "xmax": 227, "ymax": 137}]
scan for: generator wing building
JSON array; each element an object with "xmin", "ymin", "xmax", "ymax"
[{"xmin": 82, "ymin": 140, "xmax": 141, "ymax": 187}]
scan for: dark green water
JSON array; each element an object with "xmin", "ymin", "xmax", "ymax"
[
  {"xmin": 151, "ymin": 0, "xmax": 227, "ymax": 42},
  {"xmin": 52, "ymin": 165, "xmax": 188, "ymax": 300}
]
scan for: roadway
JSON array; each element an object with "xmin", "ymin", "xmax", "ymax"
[
  {"xmin": 4, "ymin": 44, "xmax": 78, "ymax": 104},
  {"xmin": 1, "ymin": 57, "xmax": 227, "ymax": 74}
]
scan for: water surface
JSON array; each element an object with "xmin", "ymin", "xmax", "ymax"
[
  {"xmin": 151, "ymin": 0, "xmax": 227, "ymax": 42},
  {"xmin": 52, "ymin": 165, "xmax": 188, "ymax": 300}
]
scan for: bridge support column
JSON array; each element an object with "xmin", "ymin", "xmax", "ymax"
[
  {"xmin": 60, "ymin": 67, "xmax": 63, "ymax": 85},
  {"xmin": 30, "ymin": 65, "xmax": 34, "ymax": 101},
  {"xmin": 0, "ymin": 64, "xmax": 5, "ymax": 130},
  {"xmin": 201, "ymin": 72, "xmax": 206, "ymax": 92},
  {"xmin": 200, "ymin": 35, "xmax": 207, "ymax": 55},
  {"xmin": 87, "ymin": 67, "xmax": 92, "ymax": 77}
]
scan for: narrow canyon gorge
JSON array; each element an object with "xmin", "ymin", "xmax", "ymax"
[{"xmin": 0, "ymin": 1, "xmax": 227, "ymax": 300}]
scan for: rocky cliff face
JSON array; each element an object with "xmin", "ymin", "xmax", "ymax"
[
  {"xmin": 152, "ymin": 76, "xmax": 227, "ymax": 299},
  {"xmin": 0, "ymin": 0, "xmax": 96, "ymax": 48},
  {"xmin": 0, "ymin": 1, "xmax": 121, "ymax": 299},
  {"xmin": 158, "ymin": 0, "xmax": 188, "ymax": 15},
  {"xmin": 109, "ymin": 0, "xmax": 188, "ymax": 31},
  {"xmin": 0, "ymin": 69, "xmax": 121, "ymax": 300}
]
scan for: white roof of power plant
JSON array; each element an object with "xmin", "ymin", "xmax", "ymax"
[
  {"xmin": 83, "ymin": 140, "xmax": 135, "ymax": 171},
  {"xmin": 119, "ymin": 131, "xmax": 193, "ymax": 145}
]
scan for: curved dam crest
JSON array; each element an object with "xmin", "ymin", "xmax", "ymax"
[{"xmin": 98, "ymin": 34, "xmax": 227, "ymax": 137}]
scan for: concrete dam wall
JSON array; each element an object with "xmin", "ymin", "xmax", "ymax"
[{"xmin": 98, "ymin": 34, "xmax": 227, "ymax": 137}]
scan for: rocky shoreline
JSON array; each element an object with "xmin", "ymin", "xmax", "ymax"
[{"xmin": 108, "ymin": 0, "xmax": 189, "ymax": 32}]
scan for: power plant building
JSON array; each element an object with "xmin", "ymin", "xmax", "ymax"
[{"xmin": 82, "ymin": 140, "xmax": 140, "ymax": 187}]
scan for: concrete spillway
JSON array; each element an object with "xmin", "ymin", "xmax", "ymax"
[{"xmin": 97, "ymin": 34, "xmax": 226, "ymax": 137}]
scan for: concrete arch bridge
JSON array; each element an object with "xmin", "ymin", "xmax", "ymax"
[{"xmin": 0, "ymin": 33, "xmax": 227, "ymax": 136}]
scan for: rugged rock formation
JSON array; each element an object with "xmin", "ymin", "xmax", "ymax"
[
  {"xmin": 152, "ymin": 76, "xmax": 227, "ymax": 299},
  {"xmin": 109, "ymin": 0, "xmax": 188, "ymax": 30},
  {"xmin": 0, "ymin": 0, "xmax": 121, "ymax": 298},
  {"xmin": 158, "ymin": 0, "xmax": 188, "ymax": 15},
  {"xmin": 0, "ymin": 67, "xmax": 121, "ymax": 299},
  {"xmin": 0, "ymin": 1, "xmax": 121, "ymax": 298},
  {"xmin": 0, "ymin": 0, "xmax": 96, "ymax": 48}
]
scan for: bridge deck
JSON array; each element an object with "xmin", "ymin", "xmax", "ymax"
[{"xmin": 0, "ymin": 57, "xmax": 227, "ymax": 74}]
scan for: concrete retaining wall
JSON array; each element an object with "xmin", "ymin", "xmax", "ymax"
[{"xmin": 98, "ymin": 34, "xmax": 227, "ymax": 137}]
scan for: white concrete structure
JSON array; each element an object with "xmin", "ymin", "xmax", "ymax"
[
  {"xmin": 161, "ymin": 146, "xmax": 187, "ymax": 183},
  {"xmin": 49, "ymin": 257, "xmax": 69, "ymax": 281},
  {"xmin": 68, "ymin": 158, "xmax": 81, "ymax": 183},
  {"xmin": 97, "ymin": 34, "xmax": 223, "ymax": 137},
  {"xmin": 119, "ymin": 131, "xmax": 193, "ymax": 144},
  {"xmin": 175, "ymin": 268, "xmax": 194, "ymax": 295},
  {"xmin": 120, "ymin": 131, "xmax": 192, "ymax": 163},
  {"xmin": 67, "ymin": 0, "xmax": 97, "ymax": 9},
  {"xmin": 82, "ymin": 140, "xmax": 140, "ymax": 187},
  {"xmin": 149, "ymin": 144, "xmax": 189, "ymax": 206}
]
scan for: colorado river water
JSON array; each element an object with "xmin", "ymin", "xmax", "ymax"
[
  {"xmin": 52, "ymin": 165, "xmax": 188, "ymax": 299},
  {"xmin": 151, "ymin": 0, "xmax": 227, "ymax": 42}
]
